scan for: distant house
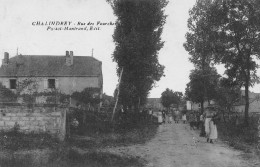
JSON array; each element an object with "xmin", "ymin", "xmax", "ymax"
[
  {"xmin": 0, "ymin": 51, "xmax": 103, "ymax": 96},
  {"xmin": 233, "ymin": 90, "xmax": 260, "ymax": 113},
  {"xmin": 186, "ymin": 100, "xmax": 216, "ymax": 111},
  {"xmin": 146, "ymin": 98, "xmax": 185, "ymax": 112},
  {"xmin": 146, "ymin": 98, "xmax": 164, "ymax": 111}
]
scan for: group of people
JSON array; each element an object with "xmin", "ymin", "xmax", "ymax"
[
  {"xmin": 188, "ymin": 107, "xmax": 220, "ymax": 144},
  {"xmin": 173, "ymin": 110, "xmax": 187, "ymax": 124},
  {"xmin": 156, "ymin": 107, "xmax": 220, "ymax": 144},
  {"xmin": 185, "ymin": 107, "xmax": 220, "ymax": 144},
  {"xmin": 158, "ymin": 109, "xmax": 173, "ymax": 124},
  {"xmin": 203, "ymin": 107, "xmax": 220, "ymax": 144}
]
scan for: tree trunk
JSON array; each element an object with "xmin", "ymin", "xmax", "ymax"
[
  {"xmin": 222, "ymin": 109, "xmax": 226, "ymax": 123},
  {"xmin": 137, "ymin": 97, "xmax": 141, "ymax": 111},
  {"xmin": 244, "ymin": 81, "xmax": 249, "ymax": 126},
  {"xmin": 111, "ymin": 68, "xmax": 124, "ymax": 122},
  {"xmin": 244, "ymin": 54, "xmax": 250, "ymax": 126},
  {"xmin": 200, "ymin": 101, "xmax": 204, "ymax": 114},
  {"xmin": 200, "ymin": 100, "xmax": 205, "ymax": 137}
]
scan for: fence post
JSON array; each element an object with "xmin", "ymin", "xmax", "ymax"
[
  {"xmin": 59, "ymin": 108, "xmax": 67, "ymax": 141},
  {"xmin": 258, "ymin": 116, "xmax": 260, "ymax": 145}
]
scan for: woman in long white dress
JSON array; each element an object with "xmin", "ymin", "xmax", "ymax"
[
  {"xmin": 204, "ymin": 108, "xmax": 214, "ymax": 142},
  {"xmin": 209, "ymin": 112, "xmax": 219, "ymax": 143},
  {"xmin": 158, "ymin": 110, "xmax": 163, "ymax": 124},
  {"xmin": 182, "ymin": 113, "xmax": 187, "ymax": 124}
]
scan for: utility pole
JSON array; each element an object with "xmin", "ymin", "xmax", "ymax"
[{"xmin": 111, "ymin": 68, "xmax": 124, "ymax": 122}]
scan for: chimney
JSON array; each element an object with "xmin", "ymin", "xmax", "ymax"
[
  {"xmin": 2, "ymin": 52, "xmax": 9, "ymax": 65},
  {"xmin": 66, "ymin": 51, "xmax": 69, "ymax": 57},
  {"xmin": 65, "ymin": 50, "xmax": 73, "ymax": 66}
]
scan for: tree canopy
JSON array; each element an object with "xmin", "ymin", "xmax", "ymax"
[
  {"xmin": 215, "ymin": 77, "xmax": 241, "ymax": 115},
  {"xmin": 161, "ymin": 88, "xmax": 183, "ymax": 110},
  {"xmin": 185, "ymin": 66, "xmax": 220, "ymax": 111},
  {"xmin": 185, "ymin": 0, "xmax": 260, "ymax": 125},
  {"xmin": 0, "ymin": 83, "xmax": 17, "ymax": 102},
  {"xmin": 207, "ymin": 0, "xmax": 260, "ymax": 125},
  {"xmin": 107, "ymin": 0, "xmax": 168, "ymax": 110}
]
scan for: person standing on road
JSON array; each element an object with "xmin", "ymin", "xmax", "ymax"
[
  {"xmin": 204, "ymin": 107, "xmax": 215, "ymax": 142},
  {"xmin": 162, "ymin": 110, "xmax": 166, "ymax": 124},
  {"xmin": 168, "ymin": 110, "xmax": 173, "ymax": 123},
  {"xmin": 209, "ymin": 111, "xmax": 220, "ymax": 143},
  {"xmin": 158, "ymin": 110, "xmax": 163, "ymax": 124},
  {"xmin": 149, "ymin": 108, "xmax": 153, "ymax": 121},
  {"xmin": 182, "ymin": 113, "xmax": 187, "ymax": 124},
  {"xmin": 199, "ymin": 113, "xmax": 206, "ymax": 136}
]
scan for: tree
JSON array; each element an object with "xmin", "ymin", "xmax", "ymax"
[
  {"xmin": 71, "ymin": 88, "xmax": 101, "ymax": 107},
  {"xmin": 161, "ymin": 88, "xmax": 183, "ymax": 111},
  {"xmin": 0, "ymin": 83, "xmax": 17, "ymax": 102},
  {"xmin": 172, "ymin": 91, "xmax": 183, "ymax": 109},
  {"xmin": 107, "ymin": 0, "xmax": 168, "ymax": 111},
  {"xmin": 205, "ymin": 0, "xmax": 260, "ymax": 125},
  {"xmin": 184, "ymin": 0, "xmax": 217, "ymax": 69},
  {"xmin": 184, "ymin": 0, "xmax": 218, "ymax": 112},
  {"xmin": 161, "ymin": 88, "xmax": 174, "ymax": 110},
  {"xmin": 71, "ymin": 88, "xmax": 102, "ymax": 124},
  {"xmin": 215, "ymin": 77, "xmax": 241, "ymax": 122},
  {"xmin": 185, "ymin": 66, "xmax": 220, "ymax": 113}
]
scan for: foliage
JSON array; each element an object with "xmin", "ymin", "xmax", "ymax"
[
  {"xmin": 184, "ymin": 0, "xmax": 219, "ymax": 112},
  {"xmin": 107, "ymin": 0, "xmax": 168, "ymax": 110},
  {"xmin": 71, "ymin": 88, "xmax": 101, "ymax": 105},
  {"xmin": 185, "ymin": 66, "xmax": 220, "ymax": 105},
  {"xmin": 160, "ymin": 88, "xmax": 183, "ymax": 109},
  {"xmin": 16, "ymin": 77, "xmax": 40, "ymax": 95},
  {"xmin": 0, "ymin": 83, "xmax": 17, "ymax": 102},
  {"xmin": 102, "ymin": 93, "xmax": 115, "ymax": 108},
  {"xmin": 18, "ymin": 89, "xmax": 70, "ymax": 106},
  {"xmin": 215, "ymin": 77, "xmax": 241, "ymax": 115},
  {"xmin": 218, "ymin": 114, "xmax": 259, "ymax": 153},
  {"xmin": 200, "ymin": 0, "xmax": 260, "ymax": 125},
  {"xmin": 0, "ymin": 130, "xmax": 60, "ymax": 151},
  {"xmin": 183, "ymin": 0, "xmax": 217, "ymax": 69}
]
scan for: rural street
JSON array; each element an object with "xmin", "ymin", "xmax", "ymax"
[{"xmin": 105, "ymin": 123, "xmax": 260, "ymax": 167}]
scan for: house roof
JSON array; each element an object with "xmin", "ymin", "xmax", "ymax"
[
  {"xmin": 233, "ymin": 90, "xmax": 260, "ymax": 106},
  {"xmin": 0, "ymin": 55, "xmax": 102, "ymax": 77}
]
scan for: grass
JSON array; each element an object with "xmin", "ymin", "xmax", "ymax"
[
  {"xmin": 0, "ymin": 112, "xmax": 157, "ymax": 166},
  {"xmin": 48, "ymin": 148, "xmax": 145, "ymax": 167},
  {"xmin": 217, "ymin": 115, "xmax": 260, "ymax": 157},
  {"xmin": 68, "ymin": 123, "xmax": 158, "ymax": 149},
  {"xmin": 0, "ymin": 130, "xmax": 60, "ymax": 151},
  {"xmin": 67, "ymin": 111, "xmax": 159, "ymax": 148},
  {"xmin": 0, "ymin": 148, "xmax": 146, "ymax": 167}
]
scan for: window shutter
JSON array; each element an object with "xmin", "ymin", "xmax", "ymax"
[
  {"xmin": 43, "ymin": 79, "xmax": 47, "ymax": 89},
  {"xmin": 5, "ymin": 79, "xmax": 9, "ymax": 88},
  {"xmin": 55, "ymin": 78, "xmax": 59, "ymax": 89}
]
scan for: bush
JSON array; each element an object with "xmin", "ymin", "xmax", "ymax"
[
  {"xmin": 0, "ymin": 129, "xmax": 60, "ymax": 151},
  {"xmin": 0, "ymin": 83, "xmax": 17, "ymax": 102},
  {"xmin": 218, "ymin": 114, "xmax": 259, "ymax": 152}
]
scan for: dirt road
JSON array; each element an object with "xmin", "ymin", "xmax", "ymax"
[{"xmin": 105, "ymin": 123, "xmax": 259, "ymax": 167}]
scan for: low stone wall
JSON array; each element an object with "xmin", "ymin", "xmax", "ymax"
[{"xmin": 0, "ymin": 105, "xmax": 67, "ymax": 140}]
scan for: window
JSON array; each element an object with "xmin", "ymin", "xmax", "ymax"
[
  {"xmin": 48, "ymin": 79, "xmax": 55, "ymax": 89},
  {"xmin": 10, "ymin": 79, "xmax": 17, "ymax": 89}
]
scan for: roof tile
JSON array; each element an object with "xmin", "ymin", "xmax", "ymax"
[{"xmin": 0, "ymin": 55, "xmax": 102, "ymax": 77}]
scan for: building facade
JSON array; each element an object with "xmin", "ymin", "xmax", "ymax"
[
  {"xmin": 0, "ymin": 51, "xmax": 103, "ymax": 96},
  {"xmin": 233, "ymin": 90, "xmax": 260, "ymax": 113}
]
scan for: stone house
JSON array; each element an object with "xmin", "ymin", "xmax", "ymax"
[
  {"xmin": 146, "ymin": 98, "xmax": 164, "ymax": 111},
  {"xmin": 233, "ymin": 90, "xmax": 260, "ymax": 114},
  {"xmin": 186, "ymin": 100, "xmax": 216, "ymax": 111},
  {"xmin": 0, "ymin": 51, "xmax": 103, "ymax": 99}
]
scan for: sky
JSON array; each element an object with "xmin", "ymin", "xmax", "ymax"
[{"xmin": 0, "ymin": 0, "xmax": 259, "ymax": 98}]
